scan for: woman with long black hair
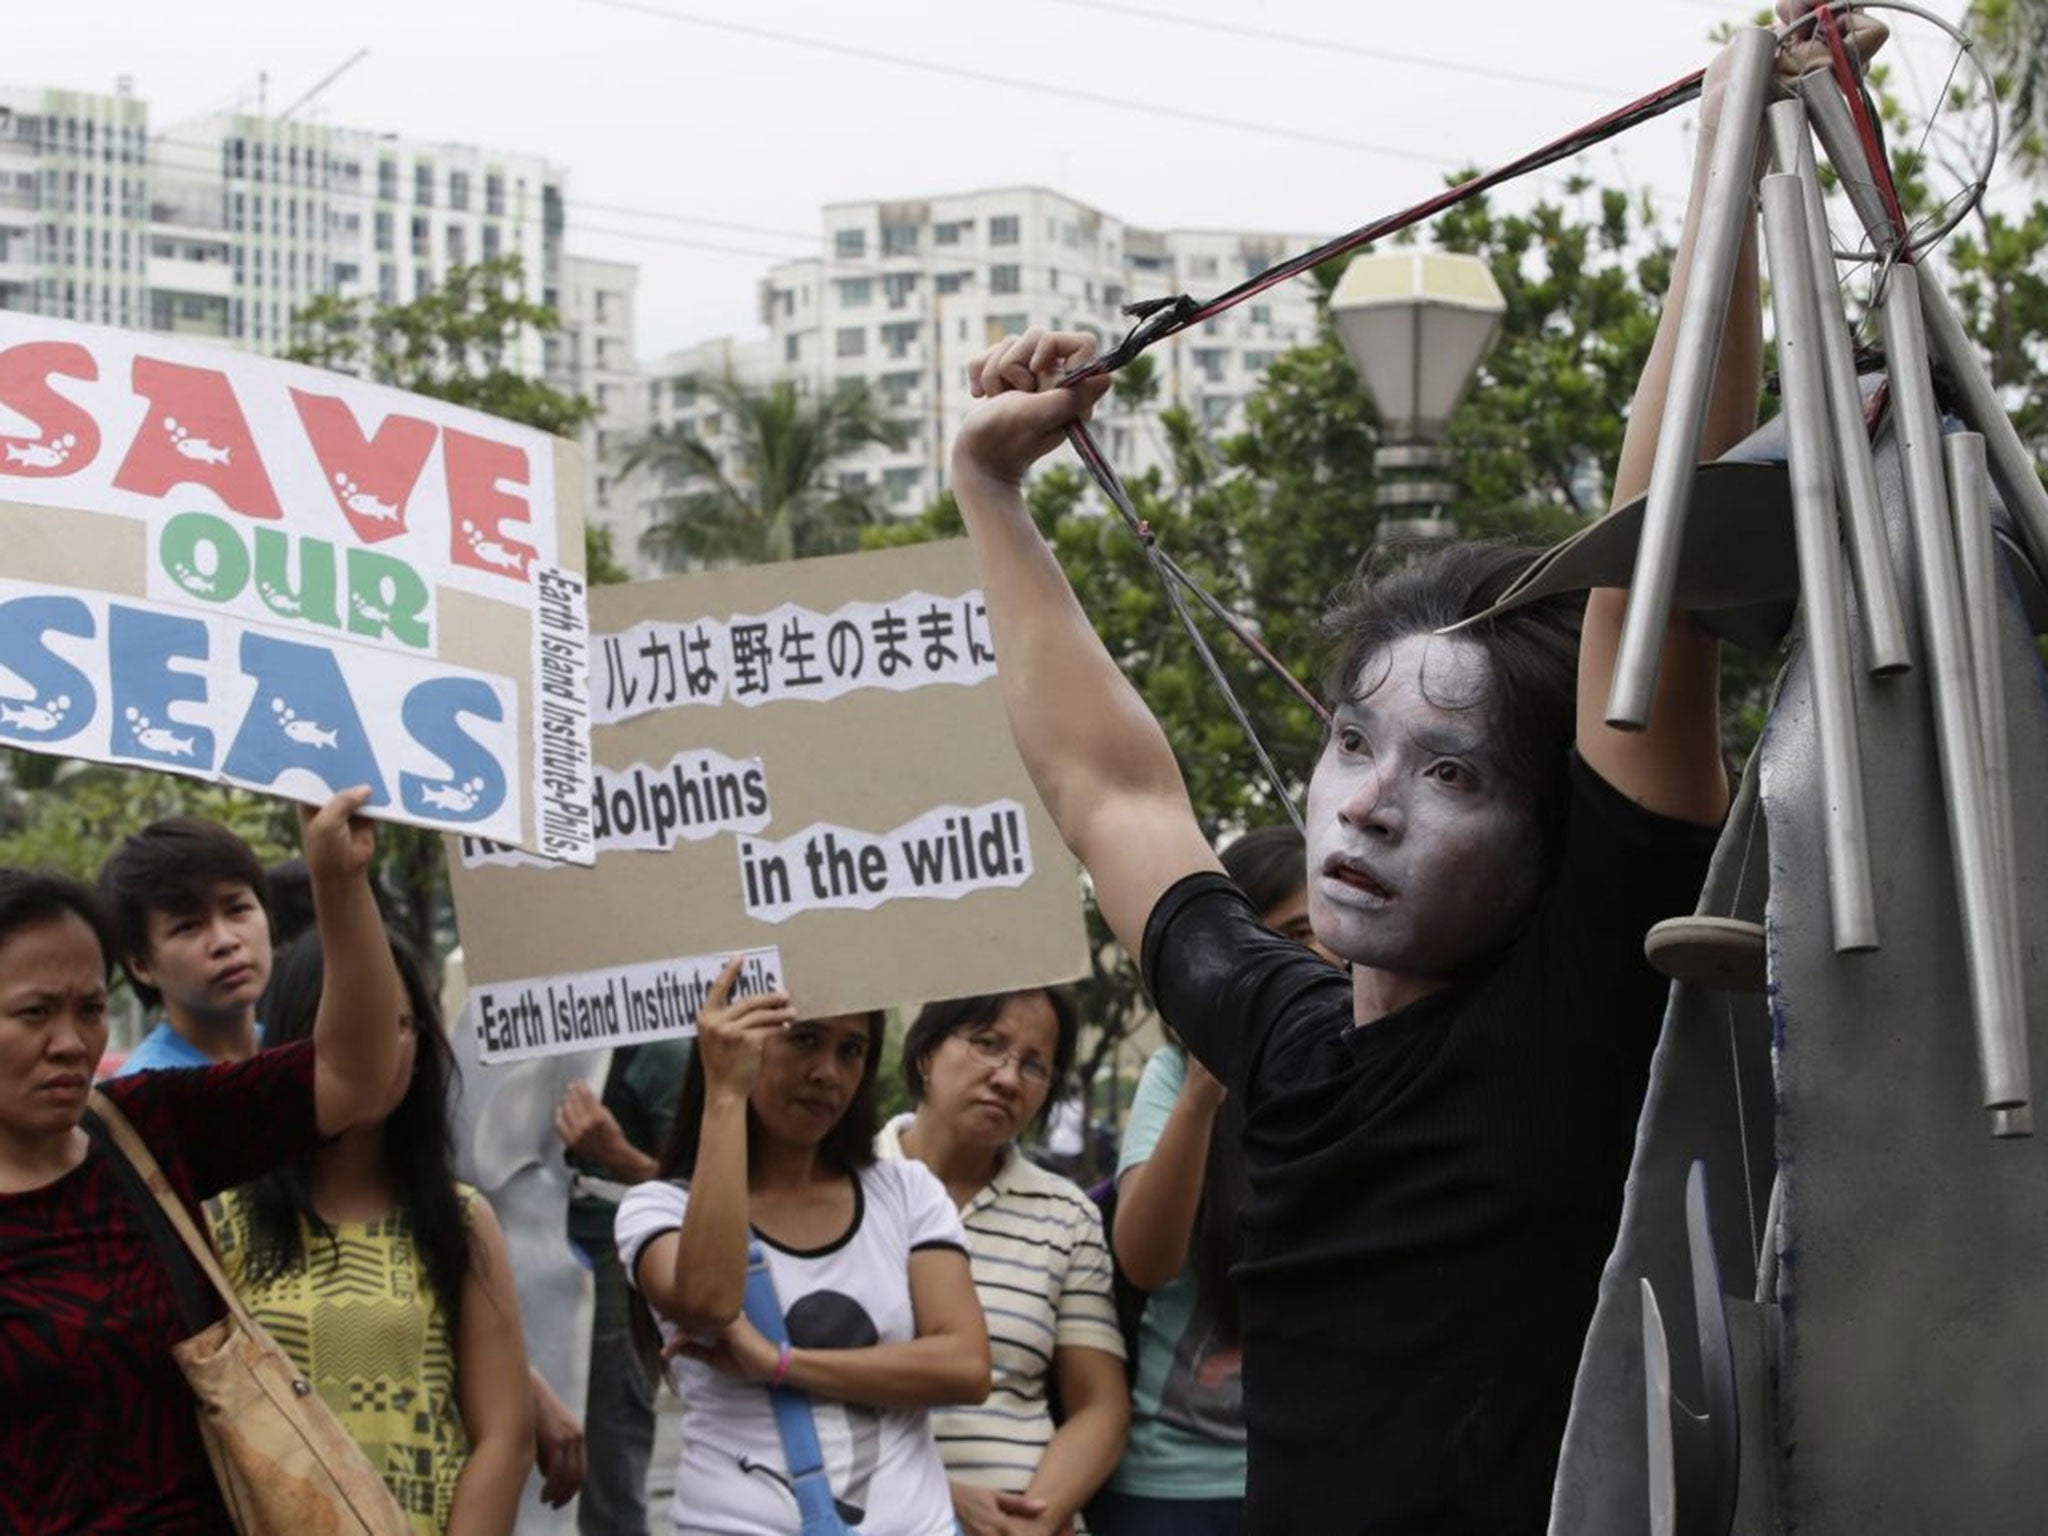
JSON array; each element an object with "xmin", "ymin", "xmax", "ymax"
[
  {"xmin": 616, "ymin": 958, "xmax": 989, "ymax": 1536},
  {"xmin": 208, "ymin": 934, "xmax": 535, "ymax": 1536}
]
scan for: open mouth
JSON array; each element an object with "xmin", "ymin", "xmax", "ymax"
[{"xmin": 1325, "ymin": 859, "xmax": 1395, "ymax": 902}]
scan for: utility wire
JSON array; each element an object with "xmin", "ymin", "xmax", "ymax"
[
  {"xmin": 578, "ymin": 0, "xmax": 1454, "ymax": 166},
  {"xmin": 1033, "ymin": 0, "xmax": 1630, "ymax": 100}
]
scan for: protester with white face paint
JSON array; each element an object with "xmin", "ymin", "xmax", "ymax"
[{"xmin": 937, "ymin": 12, "xmax": 1856, "ymax": 1526}]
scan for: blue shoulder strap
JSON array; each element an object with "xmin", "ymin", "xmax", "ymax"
[{"xmin": 740, "ymin": 1240, "xmax": 851, "ymax": 1536}]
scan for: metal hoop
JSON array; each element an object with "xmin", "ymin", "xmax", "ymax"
[{"xmin": 1781, "ymin": 0, "xmax": 2001, "ymax": 263}]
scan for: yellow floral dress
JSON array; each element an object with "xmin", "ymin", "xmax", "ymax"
[{"xmin": 208, "ymin": 1187, "xmax": 473, "ymax": 1536}]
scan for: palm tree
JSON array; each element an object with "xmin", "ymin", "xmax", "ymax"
[{"xmin": 625, "ymin": 374, "xmax": 911, "ymax": 569}]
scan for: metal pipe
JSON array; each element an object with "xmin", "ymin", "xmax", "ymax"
[
  {"xmin": 1605, "ymin": 26, "xmax": 1776, "ymax": 730},
  {"xmin": 1793, "ymin": 68, "xmax": 1900, "ymax": 251},
  {"xmin": 1761, "ymin": 174, "xmax": 1881, "ymax": 953},
  {"xmin": 1797, "ymin": 62, "xmax": 2048, "ymax": 589},
  {"xmin": 1946, "ymin": 431, "xmax": 2029, "ymax": 1133},
  {"xmin": 1920, "ymin": 281, "xmax": 2048, "ymax": 583},
  {"xmin": 1949, "ymin": 433, "xmax": 2012, "ymax": 890},
  {"xmin": 1879, "ymin": 266, "xmax": 2030, "ymax": 1113},
  {"xmin": 1766, "ymin": 98, "xmax": 1913, "ymax": 675}
]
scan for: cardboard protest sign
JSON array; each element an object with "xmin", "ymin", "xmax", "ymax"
[
  {"xmin": 0, "ymin": 314, "xmax": 594, "ymax": 861},
  {"xmin": 447, "ymin": 538, "xmax": 1089, "ymax": 1063}
]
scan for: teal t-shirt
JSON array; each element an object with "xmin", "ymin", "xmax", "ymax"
[{"xmin": 1109, "ymin": 1045, "xmax": 1247, "ymax": 1500}]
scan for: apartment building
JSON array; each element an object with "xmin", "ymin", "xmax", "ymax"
[
  {"xmin": 554, "ymin": 253, "xmax": 648, "ymax": 556},
  {"xmin": 0, "ymin": 80, "xmax": 151, "ymax": 329},
  {"xmin": 143, "ymin": 110, "xmax": 564, "ymax": 373},
  {"xmin": 629, "ymin": 186, "xmax": 1328, "ymax": 562},
  {"xmin": 0, "ymin": 76, "xmax": 663, "ymax": 559}
]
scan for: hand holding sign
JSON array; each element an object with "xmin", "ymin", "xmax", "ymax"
[
  {"xmin": 298, "ymin": 784, "xmax": 377, "ymax": 887},
  {"xmin": 697, "ymin": 955, "xmax": 797, "ymax": 1102}
]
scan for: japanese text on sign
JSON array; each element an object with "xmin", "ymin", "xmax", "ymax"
[{"xmin": 591, "ymin": 590, "xmax": 996, "ymax": 724}]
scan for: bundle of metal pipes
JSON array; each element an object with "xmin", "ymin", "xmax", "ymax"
[{"xmin": 1606, "ymin": 8, "xmax": 2044, "ymax": 1138}]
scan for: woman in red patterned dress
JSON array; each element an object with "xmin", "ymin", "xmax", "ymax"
[{"xmin": 0, "ymin": 787, "xmax": 410, "ymax": 1535}]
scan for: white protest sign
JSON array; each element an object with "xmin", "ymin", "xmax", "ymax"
[{"xmin": 0, "ymin": 312, "xmax": 594, "ymax": 858}]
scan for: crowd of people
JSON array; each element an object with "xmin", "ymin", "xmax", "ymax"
[{"xmin": 0, "ymin": 10, "xmax": 1856, "ymax": 1533}]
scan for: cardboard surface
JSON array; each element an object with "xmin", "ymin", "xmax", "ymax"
[{"xmin": 448, "ymin": 539, "xmax": 1088, "ymax": 1061}]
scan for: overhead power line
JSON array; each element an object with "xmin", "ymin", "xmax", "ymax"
[
  {"xmin": 578, "ymin": 0, "xmax": 1453, "ymax": 166},
  {"xmin": 1034, "ymin": 0, "xmax": 1629, "ymax": 100}
]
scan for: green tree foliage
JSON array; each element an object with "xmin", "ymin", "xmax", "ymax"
[
  {"xmin": 627, "ymin": 374, "xmax": 911, "ymax": 570},
  {"xmin": 584, "ymin": 521, "xmax": 633, "ymax": 586},
  {"xmin": 0, "ymin": 763, "xmax": 295, "ymax": 883},
  {"xmin": 1972, "ymin": 0, "xmax": 2048, "ymax": 171},
  {"xmin": 286, "ymin": 254, "xmax": 595, "ymax": 437}
]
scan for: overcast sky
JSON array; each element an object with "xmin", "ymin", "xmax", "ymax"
[{"xmin": 18, "ymin": 0, "xmax": 1976, "ymax": 356}]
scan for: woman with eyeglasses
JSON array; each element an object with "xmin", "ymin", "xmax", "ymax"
[{"xmin": 883, "ymin": 989, "xmax": 1131, "ymax": 1536}]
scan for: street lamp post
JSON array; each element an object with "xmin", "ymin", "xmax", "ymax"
[{"xmin": 1328, "ymin": 250, "xmax": 1507, "ymax": 542}]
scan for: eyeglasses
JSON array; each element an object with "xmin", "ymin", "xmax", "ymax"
[{"xmin": 959, "ymin": 1030, "xmax": 1053, "ymax": 1087}]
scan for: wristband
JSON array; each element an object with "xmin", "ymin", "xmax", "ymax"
[{"xmin": 769, "ymin": 1341, "xmax": 792, "ymax": 1388}]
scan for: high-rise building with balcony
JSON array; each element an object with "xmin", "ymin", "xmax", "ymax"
[
  {"xmin": 0, "ymin": 80, "xmax": 151, "ymax": 328},
  {"xmin": 144, "ymin": 110, "xmax": 564, "ymax": 373}
]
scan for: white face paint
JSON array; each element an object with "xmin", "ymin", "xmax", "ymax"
[{"xmin": 1304, "ymin": 633, "xmax": 1544, "ymax": 1001}]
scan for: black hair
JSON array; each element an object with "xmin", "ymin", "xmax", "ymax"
[
  {"xmin": 236, "ymin": 932, "xmax": 471, "ymax": 1330},
  {"xmin": 900, "ymin": 988, "xmax": 1080, "ymax": 1133},
  {"xmin": 654, "ymin": 1010, "xmax": 886, "ymax": 1185},
  {"xmin": 262, "ymin": 860, "xmax": 317, "ymax": 949},
  {"xmin": 1220, "ymin": 825, "xmax": 1305, "ymax": 916},
  {"xmin": 97, "ymin": 818, "xmax": 271, "ymax": 1008},
  {"xmin": 633, "ymin": 1009, "xmax": 887, "ymax": 1373},
  {"xmin": 0, "ymin": 868, "xmax": 119, "ymax": 976},
  {"xmin": 1322, "ymin": 538, "xmax": 1583, "ymax": 868}
]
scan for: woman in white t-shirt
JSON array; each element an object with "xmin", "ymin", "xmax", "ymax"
[{"xmin": 616, "ymin": 958, "xmax": 991, "ymax": 1536}]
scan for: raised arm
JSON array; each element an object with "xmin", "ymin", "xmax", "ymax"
[
  {"xmin": 952, "ymin": 330, "xmax": 1221, "ymax": 954},
  {"xmin": 1113, "ymin": 1051, "xmax": 1227, "ymax": 1291},
  {"xmin": 1577, "ymin": 32, "xmax": 1766, "ymax": 827},
  {"xmin": 299, "ymin": 787, "xmax": 408, "ymax": 1136},
  {"xmin": 1582, "ymin": 3, "xmax": 1889, "ymax": 823},
  {"xmin": 636, "ymin": 959, "xmax": 794, "ymax": 1335}
]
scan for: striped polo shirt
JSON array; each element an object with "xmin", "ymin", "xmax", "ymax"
[{"xmin": 877, "ymin": 1114, "xmax": 1126, "ymax": 1491}]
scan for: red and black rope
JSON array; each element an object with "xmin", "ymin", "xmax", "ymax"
[{"xmin": 1038, "ymin": 16, "xmax": 1895, "ymax": 821}]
